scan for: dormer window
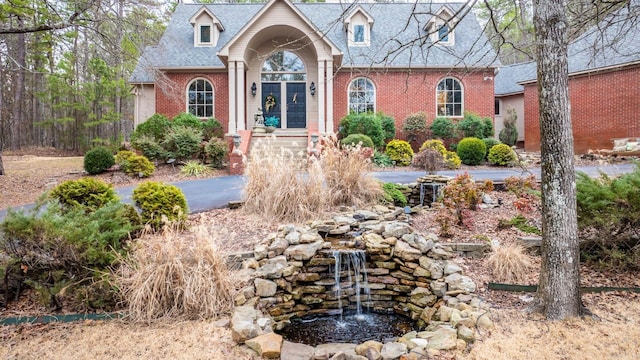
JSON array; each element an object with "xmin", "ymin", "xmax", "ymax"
[
  {"xmin": 425, "ymin": 6, "xmax": 457, "ymax": 46},
  {"xmin": 190, "ymin": 6, "xmax": 224, "ymax": 47},
  {"xmin": 344, "ymin": 6, "xmax": 374, "ymax": 47},
  {"xmin": 199, "ymin": 25, "xmax": 212, "ymax": 44}
]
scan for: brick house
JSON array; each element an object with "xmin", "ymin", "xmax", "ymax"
[
  {"xmin": 129, "ymin": 0, "xmax": 498, "ymax": 153},
  {"xmin": 495, "ymin": 3, "xmax": 640, "ymax": 154}
]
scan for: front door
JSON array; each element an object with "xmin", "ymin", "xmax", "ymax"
[
  {"xmin": 261, "ymin": 82, "xmax": 307, "ymax": 129},
  {"xmin": 286, "ymin": 83, "xmax": 306, "ymax": 129},
  {"xmin": 262, "ymin": 82, "xmax": 281, "ymax": 128}
]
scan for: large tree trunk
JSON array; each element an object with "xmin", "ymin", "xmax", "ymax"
[
  {"xmin": 533, "ymin": 0, "xmax": 583, "ymax": 319},
  {"xmin": 0, "ymin": 154, "xmax": 4, "ymax": 175},
  {"xmin": 10, "ymin": 17, "xmax": 26, "ymax": 150}
]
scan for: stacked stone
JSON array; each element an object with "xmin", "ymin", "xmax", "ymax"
[
  {"xmin": 394, "ymin": 174, "xmax": 452, "ymax": 205},
  {"xmin": 232, "ymin": 205, "xmax": 494, "ymax": 359}
]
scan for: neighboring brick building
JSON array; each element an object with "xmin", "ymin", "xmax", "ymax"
[
  {"xmin": 129, "ymin": 0, "xmax": 498, "ymax": 138},
  {"xmin": 495, "ymin": 3, "xmax": 640, "ymax": 154}
]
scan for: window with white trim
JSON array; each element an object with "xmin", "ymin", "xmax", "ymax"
[
  {"xmin": 348, "ymin": 77, "xmax": 375, "ymax": 114},
  {"xmin": 187, "ymin": 79, "xmax": 214, "ymax": 118},
  {"xmin": 436, "ymin": 78, "xmax": 463, "ymax": 117},
  {"xmin": 199, "ymin": 24, "xmax": 212, "ymax": 44}
]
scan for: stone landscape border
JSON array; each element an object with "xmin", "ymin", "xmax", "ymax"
[{"xmin": 231, "ymin": 205, "xmax": 495, "ymax": 359}]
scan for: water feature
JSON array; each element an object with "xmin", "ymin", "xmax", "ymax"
[
  {"xmin": 277, "ymin": 249, "xmax": 416, "ymax": 346},
  {"xmin": 332, "ymin": 250, "xmax": 370, "ymax": 319}
]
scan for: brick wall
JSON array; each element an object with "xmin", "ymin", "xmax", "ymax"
[
  {"xmin": 524, "ymin": 65, "xmax": 640, "ymax": 153},
  {"xmin": 155, "ymin": 72, "xmax": 229, "ymax": 131},
  {"xmin": 332, "ymin": 70, "xmax": 495, "ymax": 137}
]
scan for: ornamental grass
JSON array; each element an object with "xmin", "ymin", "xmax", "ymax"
[
  {"xmin": 116, "ymin": 224, "xmax": 238, "ymax": 323},
  {"xmin": 486, "ymin": 243, "xmax": 536, "ymax": 283},
  {"xmin": 242, "ymin": 135, "xmax": 382, "ymax": 223}
]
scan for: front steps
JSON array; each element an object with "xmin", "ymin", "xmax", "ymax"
[{"xmin": 249, "ymin": 129, "xmax": 309, "ymax": 158}]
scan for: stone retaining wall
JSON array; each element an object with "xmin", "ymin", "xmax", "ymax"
[{"xmin": 232, "ymin": 205, "xmax": 494, "ymax": 359}]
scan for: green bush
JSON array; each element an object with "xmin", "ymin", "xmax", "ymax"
[
  {"xmin": 161, "ymin": 125, "xmax": 203, "ymax": 161},
  {"xmin": 372, "ymin": 151, "xmax": 393, "ymax": 168},
  {"xmin": 84, "ymin": 147, "xmax": 115, "ymax": 175},
  {"xmin": 419, "ymin": 139, "xmax": 447, "ymax": 154},
  {"xmin": 382, "ymin": 183, "xmax": 408, "ymax": 206},
  {"xmin": 0, "ymin": 201, "xmax": 138, "ymax": 310},
  {"xmin": 338, "ymin": 113, "xmax": 386, "ymax": 148},
  {"xmin": 385, "ymin": 139, "xmax": 414, "ymax": 166},
  {"xmin": 456, "ymin": 137, "xmax": 486, "ymax": 166},
  {"xmin": 115, "ymin": 150, "xmax": 137, "ymax": 165},
  {"xmin": 379, "ymin": 113, "xmax": 396, "ymax": 142},
  {"xmin": 172, "ymin": 112, "xmax": 203, "ymax": 129},
  {"xmin": 482, "ymin": 138, "xmax": 502, "ymax": 159},
  {"xmin": 488, "ymin": 143, "xmax": 516, "ymax": 166},
  {"xmin": 444, "ymin": 151, "xmax": 462, "ymax": 169},
  {"xmin": 132, "ymin": 181, "xmax": 188, "ymax": 231},
  {"xmin": 203, "ymin": 138, "xmax": 229, "ymax": 168},
  {"xmin": 340, "ymin": 134, "xmax": 374, "ymax": 149},
  {"xmin": 403, "ymin": 112, "xmax": 428, "ymax": 141},
  {"xmin": 499, "ymin": 107, "xmax": 519, "ymax": 146},
  {"xmin": 121, "ymin": 155, "xmax": 155, "ymax": 178},
  {"xmin": 131, "ymin": 114, "xmax": 171, "ymax": 142},
  {"xmin": 50, "ymin": 178, "xmax": 118, "ymax": 212},
  {"xmin": 202, "ymin": 118, "xmax": 224, "ymax": 140},
  {"xmin": 131, "ymin": 135, "xmax": 166, "ymax": 161},
  {"xmin": 457, "ymin": 112, "xmax": 493, "ymax": 139},
  {"xmin": 180, "ymin": 160, "xmax": 211, "ymax": 177},
  {"xmin": 430, "ymin": 117, "xmax": 456, "ymax": 140}
]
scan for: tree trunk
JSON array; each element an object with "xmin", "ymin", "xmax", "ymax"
[
  {"xmin": 0, "ymin": 154, "xmax": 4, "ymax": 175},
  {"xmin": 10, "ymin": 17, "xmax": 27, "ymax": 150},
  {"xmin": 533, "ymin": 0, "xmax": 583, "ymax": 319}
]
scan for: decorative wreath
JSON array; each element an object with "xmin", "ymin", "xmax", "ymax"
[{"xmin": 265, "ymin": 95, "xmax": 277, "ymax": 112}]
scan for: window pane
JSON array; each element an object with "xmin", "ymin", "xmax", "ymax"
[
  {"xmin": 436, "ymin": 78, "xmax": 462, "ymax": 117},
  {"xmin": 187, "ymin": 79, "xmax": 214, "ymax": 118},
  {"xmin": 348, "ymin": 77, "xmax": 375, "ymax": 114},
  {"xmin": 438, "ymin": 25, "xmax": 449, "ymax": 42},
  {"xmin": 200, "ymin": 25, "xmax": 211, "ymax": 43},
  {"xmin": 354, "ymin": 25, "xmax": 365, "ymax": 43}
]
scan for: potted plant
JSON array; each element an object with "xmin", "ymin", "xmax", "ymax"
[{"xmin": 264, "ymin": 116, "xmax": 280, "ymax": 133}]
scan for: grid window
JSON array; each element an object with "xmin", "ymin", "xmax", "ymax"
[{"xmin": 188, "ymin": 79, "xmax": 214, "ymax": 118}]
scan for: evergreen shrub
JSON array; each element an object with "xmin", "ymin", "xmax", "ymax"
[
  {"xmin": 203, "ymin": 138, "xmax": 229, "ymax": 168},
  {"xmin": 161, "ymin": 126, "xmax": 203, "ymax": 161},
  {"xmin": 385, "ymin": 139, "xmax": 414, "ymax": 166},
  {"xmin": 121, "ymin": 155, "xmax": 155, "ymax": 178},
  {"xmin": 131, "ymin": 114, "xmax": 171, "ymax": 142},
  {"xmin": 340, "ymin": 134, "xmax": 375, "ymax": 149},
  {"xmin": 50, "ymin": 178, "xmax": 118, "ymax": 212},
  {"xmin": 456, "ymin": 137, "xmax": 486, "ymax": 166},
  {"xmin": 488, "ymin": 144, "xmax": 516, "ymax": 166},
  {"xmin": 84, "ymin": 147, "xmax": 115, "ymax": 175},
  {"xmin": 132, "ymin": 181, "xmax": 188, "ymax": 231},
  {"xmin": 430, "ymin": 117, "xmax": 456, "ymax": 140}
]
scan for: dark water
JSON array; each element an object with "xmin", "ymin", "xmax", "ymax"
[{"xmin": 276, "ymin": 313, "xmax": 416, "ymax": 346}]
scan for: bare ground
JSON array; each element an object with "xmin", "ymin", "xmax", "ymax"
[{"xmin": 1, "ymin": 151, "xmax": 640, "ymax": 359}]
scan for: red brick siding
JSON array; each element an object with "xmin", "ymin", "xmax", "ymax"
[
  {"xmin": 524, "ymin": 66, "xmax": 640, "ymax": 153},
  {"xmin": 332, "ymin": 70, "xmax": 495, "ymax": 138},
  {"xmin": 155, "ymin": 72, "xmax": 229, "ymax": 131}
]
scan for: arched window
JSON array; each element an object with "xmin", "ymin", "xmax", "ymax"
[
  {"xmin": 348, "ymin": 77, "xmax": 375, "ymax": 114},
  {"xmin": 261, "ymin": 51, "xmax": 306, "ymax": 81},
  {"xmin": 187, "ymin": 79, "xmax": 214, "ymax": 118},
  {"xmin": 436, "ymin": 77, "xmax": 463, "ymax": 117}
]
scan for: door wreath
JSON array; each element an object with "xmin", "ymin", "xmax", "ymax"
[{"xmin": 265, "ymin": 95, "xmax": 278, "ymax": 112}]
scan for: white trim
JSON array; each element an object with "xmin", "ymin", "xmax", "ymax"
[
  {"xmin": 326, "ymin": 60, "xmax": 334, "ymax": 133},
  {"xmin": 237, "ymin": 62, "xmax": 246, "ymax": 131},
  {"xmin": 186, "ymin": 77, "xmax": 215, "ymax": 119},
  {"xmin": 435, "ymin": 77, "xmax": 464, "ymax": 118},
  {"xmin": 348, "ymin": 77, "xmax": 376, "ymax": 114},
  {"xmin": 318, "ymin": 60, "xmax": 325, "ymax": 133},
  {"xmin": 228, "ymin": 62, "xmax": 237, "ymax": 133}
]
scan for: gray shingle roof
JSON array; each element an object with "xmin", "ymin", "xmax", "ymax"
[
  {"xmin": 130, "ymin": 1, "xmax": 499, "ymax": 83},
  {"xmin": 511, "ymin": 0, "xmax": 640, "ymax": 85},
  {"xmin": 494, "ymin": 61, "xmax": 536, "ymax": 96}
]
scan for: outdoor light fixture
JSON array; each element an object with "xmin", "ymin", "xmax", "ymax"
[
  {"xmin": 311, "ymin": 134, "xmax": 319, "ymax": 149},
  {"xmin": 309, "ymin": 82, "xmax": 316, "ymax": 96},
  {"xmin": 251, "ymin": 82, "xmax": 257, "ymax": 96}
]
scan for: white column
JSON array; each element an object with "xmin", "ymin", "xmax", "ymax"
[
  {"xmin": 228, "ymin": 61, "xmax": 237, "ymax": 134},
  {"xmin": 326, "ymin": 59, "xmax": 334, "ymax": 134},
  {"xmin": 317, "ymin": 60, "xmax": 325, "ymax": 134},
  {"xmin": 236, "ymin": 61, "xmax": 246, "ymax": 131}
]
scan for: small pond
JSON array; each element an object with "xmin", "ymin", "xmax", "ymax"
[{"xmin": 276, "ymin": 312, "xmax": 417, "ymax": 347}]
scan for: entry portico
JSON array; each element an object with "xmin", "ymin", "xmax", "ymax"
[{"xmin": 217, "ymin": 0, "xmax": 341, "ymax": 134}]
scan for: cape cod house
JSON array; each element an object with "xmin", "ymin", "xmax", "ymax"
[
  {"xmin": 495, "ymin": 2, "xmax": 640, "ymax": 154},
  {"xmin": 129, "ymin": 0, "xmax": 498, "ymax": 172}
]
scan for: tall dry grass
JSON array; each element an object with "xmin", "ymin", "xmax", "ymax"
[
  {"xmin": 242, "ymin": 135, "xmax": 382, "ymax": 223},
  {"xmin": 116, "ymin": 224, "xmax": 238, "ymax": 323},
  {"xmin": 486, "ymin": 243, "xmax": 535, "ymax": 283}
]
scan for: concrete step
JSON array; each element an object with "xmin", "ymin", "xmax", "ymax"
[{"xmin": 248, "ymin": 133, "xmax": 309, "ymax": 160}]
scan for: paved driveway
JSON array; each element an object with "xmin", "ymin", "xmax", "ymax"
[{"xmin": 0, "ymin": 163, "xmax": 635, "ymax": 221}]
